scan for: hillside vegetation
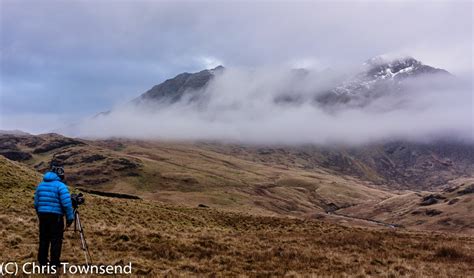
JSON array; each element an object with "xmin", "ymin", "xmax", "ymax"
[
  {"xmin": 1, "ymin": 133, "xmax": 474, "ymax": 234},
  {"xmin": 1, "ymin": 156, "xmax": 473, "ymax": 276},
  {"xmin": 339, "ymin": 178, "xmax": 474, "ymax": 234},
  {"xmin": 0, "ymin": 134, "xmax": 392, "ymax": 216}
]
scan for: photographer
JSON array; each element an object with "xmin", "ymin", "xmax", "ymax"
[{"xmin": 34, "ymin": 164, "xmax": 74, "ymax": 268}]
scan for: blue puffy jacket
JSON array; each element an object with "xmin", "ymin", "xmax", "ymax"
[{"xmin": 34, "ymin": 172, "xmax": 74, "ymax": 221}]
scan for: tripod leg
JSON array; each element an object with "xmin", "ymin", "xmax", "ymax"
[{"xmin": 75, "ymin": 211, "xmax": 93, "ymax": 266}]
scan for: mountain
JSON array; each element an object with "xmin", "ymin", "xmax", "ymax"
[
  {"xmin": 338, "ymin": 178, "xmax": 474, "ymax": 234},
  {"xmin": 0, "ymin": 133, "xmax": 392, "ymax": 216},
  {"xmin": 205, "ymin": 140, "xmax": 474, "ymax": 190},
  {"xmin": 363, "ymin": 56, "xmax": 449, "ymax": 78},
  {"xmin": 133, "ymin": 65, "xmax": 225, "ymax": 105},
  {"xmin": 127, "ymin": 56, "xmax": 450, "ymax": 108},
  {"xmin": 80, "ymin": 55, "xmax": 454, "ymax": 135},
  {"xmin": 0, "ymin": 129, "xmax": 31, "ymax": 136},
  {"xmin": 1, "ymin": 133, "xmax": 473, "ymax": 234},
  {"xmin": 315, "ymin": 56, "xmax": 451, "ymax": 106}
]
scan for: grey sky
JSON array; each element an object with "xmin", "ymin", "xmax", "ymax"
[{"xmin": 0, "ymin": 0, "xmax": 472, "ymax": 133}]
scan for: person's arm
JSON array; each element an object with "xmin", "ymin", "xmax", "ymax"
[
  {"xmin": 34, "ymin": 186, "xmax": 39, "ymax": 213},
  {"xmin": 58, "ymin": 183, "xmax": 74, "ymax": 222}
]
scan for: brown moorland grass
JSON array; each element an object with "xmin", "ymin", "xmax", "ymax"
[
  {"xmin": 4, "ymin": 134, "xmax": 473, "ymax": 235},
  {"xmin": 339, "ymin": 178, "xmax": 474, "ymax": 235},
  {"xmin": 1, "ymin": 156, "xmax": 473, "ymax": 277},
  {"xmin": 4, "ymin": 134, "xmax": 393, "ymax": 217}
]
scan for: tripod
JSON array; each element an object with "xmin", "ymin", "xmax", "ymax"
[{"xmin": 73, "ymin": 208, "xmax": 93, "ymax": 266}]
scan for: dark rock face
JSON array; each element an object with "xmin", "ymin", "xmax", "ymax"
[
  {"xmin": 425, "ymin": 209, "xmax": 443, "ymax": 216},
  {"xmin": 350, "ymin": 141, "xmax": 474, "ymax": 189},
  {"xmin": 443, "ymin": 186, "xmax": 458, "ymax": 193},
  {"xmin": 23, "ymin": 137, "xmax": 43, "ymax": 148},
  {"xmin": 324, "ymin": 203, "xmax": 340, "ymax": 213},
  {"xmin": 420, "ymin": 197, "xmax": 438, "ymax": 206},
  {"xmin": 225, "ymin": 140, "xmax": 474, "ymax": 190},
  {"xmin": 81, "ymin": 154, "xmax": 106, "ymax": 163},
  {"xmin": 111, "ymin": 158, "xmax": 139, "ymax": 171},
  {"xmin": 105, "ymin": 56, "xmax": 450, "ymax": 113},
  {"xmin": 0, "ymin": 135, "xmax": 36, "ymax": 161},
  {"xmin": 135, "ymin": 65, "xmax": 224, "ymax": 104},
  {"xmin": 420, "ymin": 194, "xmax": 445, "ymax": 206},
  {"xmin": 448, "ymin": 198, "xmax": 460, "ymax": 205},
  {"xmin": 0, "ymin": 150, "xmax": 32, "ymax": 161},
  {"xmin": 458, "ymin": 184, "xmax": 474, "ymax": 195},
  {"xmin": 411, "ymin": 209, "xmax": 443, "ymax": 216},
  {"xmin": 0, "ymin": 133, "xmax": 144, "ymax": 189},
  {"xmin": 0, "ymin": 137, "xmax": 20, "ymax": 149},
  {"xmin": 52, "ymin": 149, "xmax": 85, "ymax": 165},
  {"xmin": 332, "ymin": 142, "xmax": 455, "ymax": 189},
  {"xmin": 33, "ymin": 138, "xmax": 84, "ymax": 154}
]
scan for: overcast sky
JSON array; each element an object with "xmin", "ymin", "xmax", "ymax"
[{"xmin": 0, "ymin": 0, "xmax": 472, "ymax": 133}]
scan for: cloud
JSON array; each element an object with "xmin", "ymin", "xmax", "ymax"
[
  {"xmin": 197, "ymin": 56, "xmax": 224, "ymax": 69},
  {"xmin": 68, "ymin": 67, "xmax": 473, "ymax": 145},
  {"xmin": 289, "ymin": 58, "xmax": 322, "ymax": 70},
  {"xmin": 0, "ymin": 0, "xmax": 472, "ymax": 135}
]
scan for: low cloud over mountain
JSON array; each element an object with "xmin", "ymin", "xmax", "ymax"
[{"xmin": 66, "ymin": 56, "xmax": 472, "ymax": 145}]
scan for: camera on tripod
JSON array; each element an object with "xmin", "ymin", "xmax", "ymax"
[
  {"xmin": 71, "ymin": 193, "xmax": 85, "ymax": 209},
  {"xmin": 69, "ymin": 192, "xmax": 92, "ymax": 265}
]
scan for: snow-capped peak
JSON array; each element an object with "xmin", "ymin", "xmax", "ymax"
[
  {"xmin": 362, "ymin": 55, "xmax": 426, "ymax": 81},
  {"xmin": 327, "ymin": 55, "xmax": 448, "ymax": 101},
  {"xmin": 363, "ymin": 54, "xmax": 419, "ymax": 67}
]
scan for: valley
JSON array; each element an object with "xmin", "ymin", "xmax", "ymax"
[
  {"xmin": 2, "ymin": 2, "xmax": 473, "ymax": 276},
  {"xmin": 1, "ymin": 155, "xmax": 473, "ymax": 276},
  {"xmin": 1, "ymin": 132, "xmax": 473, "ymax": 235}
]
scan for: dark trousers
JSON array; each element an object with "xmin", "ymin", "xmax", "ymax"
[{"xmin": 38, "ymin": 213, "xmax": 64, "ymax": 267}]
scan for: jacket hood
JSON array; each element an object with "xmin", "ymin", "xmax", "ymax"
[{"xmin": 43, "ymin": 171, "xmax": 61, "ymax": 182}]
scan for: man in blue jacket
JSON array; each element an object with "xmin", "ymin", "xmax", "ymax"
[{"xmin": 34, "ymin": 165, "xmax": 74, "ymax": 268}]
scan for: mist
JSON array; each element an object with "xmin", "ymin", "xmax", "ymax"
[
  {"xmin": 1, "ymin": 0, "xmax": 472, "ymax": 135},
  {"xmin": 67, "ymin": 66, "xmax": 473, "ymax": 145}
]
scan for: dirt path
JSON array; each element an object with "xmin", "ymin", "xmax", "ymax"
[{"xmin": 330, "ymin": 210, "xmax": 401, "ymax": 228}]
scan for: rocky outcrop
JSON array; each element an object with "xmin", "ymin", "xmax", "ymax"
[
  {"xmin": 458, "ymin": 184, "xmax": 474, "ymax": 195},
  {"xmin": 315, "ymin": 56, "xmax": 450, "ymax": 107},
  {"xmin": 420, "ymin": 194, "xmax": 445, "ymax": 206},
  {"xmin": 33, "ymin": 138, "xmax": 84, "ymax": 153},
  {"xmin": 0, "ymin": 150, "xmax": 32, "ymax": 161},
  {"xmin": 134, "ymin": 65, "xmax": 224, "ymax": 104}
]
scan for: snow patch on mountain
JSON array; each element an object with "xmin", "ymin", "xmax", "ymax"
[{"xmin": 319, "ymin": 56, "xmax": 451, "ymax": 106}]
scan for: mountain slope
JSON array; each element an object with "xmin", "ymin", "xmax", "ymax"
[
  {"xmin": 315, "ymin": 56, "xmax": 451, "ymax": 106},
  {"xmin": 0, "ymin": 133, "xmax": 393, "ymax": 217},
  {"xmin": 1, "ymin": 155, "xmax": 473, "ymax": 276},
  {"xmin": 338, "ymin": 178, "xmax": 474, "ymax": 234},
  {"xmin": 134, "ymin": 65, "xmax": 224, "ymax": 105},
  {"xmin": 1, "ymin": 133, "xmax": 473, "ymax": 234},
  {"xmin": 128, "ymin": 56, "xmax": 450, "ymax": 108},
  {"xmin": 201, "ymin": 141, "xmax": 474, "ymax": 190}
]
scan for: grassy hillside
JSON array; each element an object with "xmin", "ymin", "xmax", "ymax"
[
  {"xmin": 0, "ymin": 134, "xmax": 392, "ymax": 217},
  {"xmin": 1, "ymin": 133, "xmax": 474, "ymax": 234},
  {"xmin": 339, "ymin": 178, "xmax": 474, "ymax": 234},
  {"xmin": 1, "ymin": 156, "xmax": 473, "ymax": 276},
  {"xmin": 95, "ymin": 139, "xmax": 392, "ymax": 215},
  {"xmin": 199, "ymin": 141, "xmax": 474, "ymax": 189}
]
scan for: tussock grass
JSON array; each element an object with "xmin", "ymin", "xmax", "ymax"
[
  {"xmin": 1, "ymin": 156, "xmax": 473, "ymax": 276},
  {"xmin": 435, "ymin": 246, "xmax": 473, "ymax": 262}
]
